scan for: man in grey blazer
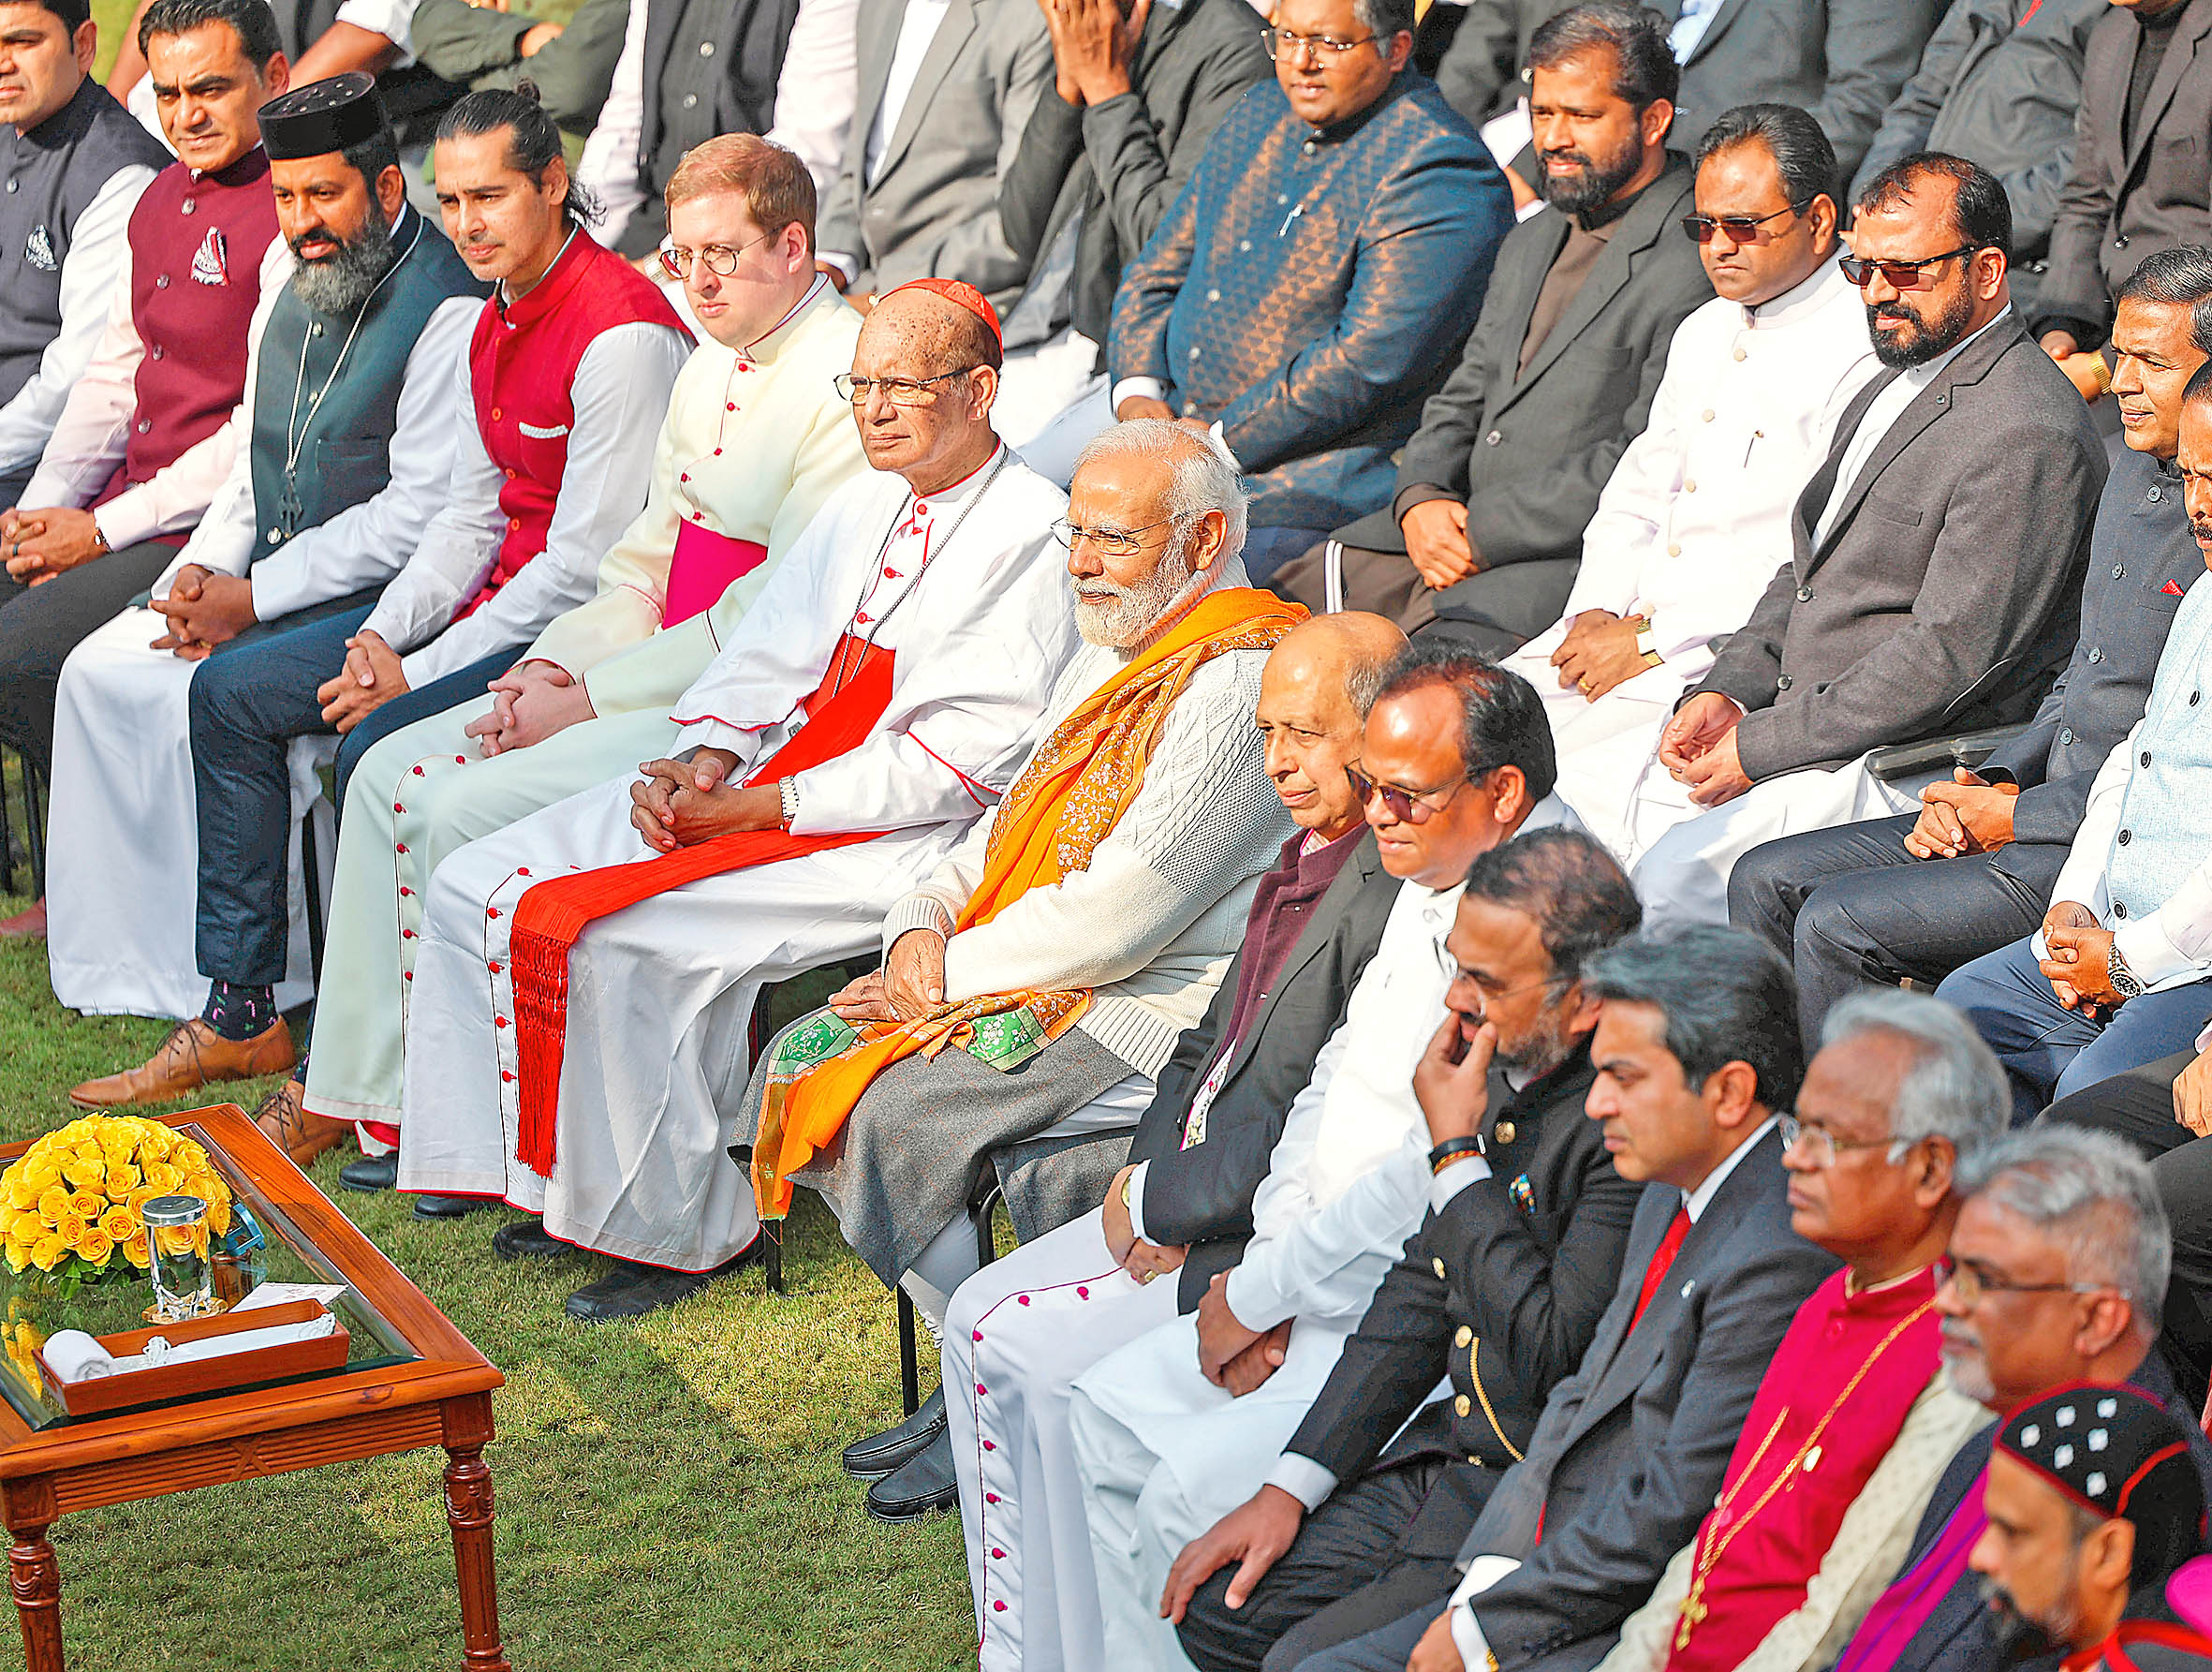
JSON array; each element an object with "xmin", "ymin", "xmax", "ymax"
[
  {"xmin": 814, "ymin": 0, "xmax": 1052, "ymax": 320},
  {"xmin": 1434, "ymin": 0, "xmax": 1942, "ymax": 195},
  {"xmin": 1621, "ymin": 153, "xmax": 2108, "ymax": 925},
  {"xmin": 2035, "ymin": 0, "xmax": 2212, "ymax": 367},
  {"xmin": 1293, "ymin": 925, "xmax": 1836, "ymax": 1672}
]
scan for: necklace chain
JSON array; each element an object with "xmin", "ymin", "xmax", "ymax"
[{"xmin": 282, "ymin": 215, "xmax": 424, "ymax": 487}]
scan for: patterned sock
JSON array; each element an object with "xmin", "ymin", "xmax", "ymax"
[{"xmin": 200, "ymin": 981, "xmax": 277, "ymax": 1043}]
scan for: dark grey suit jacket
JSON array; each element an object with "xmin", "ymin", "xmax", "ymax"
[
  {"xmin": 996, "ymin": 0, "xmax": 1267, "ymax": 350},
  {"xmin": 1851, "ymin": 0, "xmax": 2105, "ymax": 298},
  {"xmin": 1454, "ymin": 1128, "xmax": 1838, "ymax": 1672},
  {"xmin": 2037, "ymin": 0, "xmax": 2212, "ymax": 344},
  {"xmin": 817, "ymin": 0, "xmax": 1054, "ymax": 318},
  {"xmin": 1127, "ymin": 836, "xmax": 1398, "ymax": 1311},
  {"xmin": 1434, "ymin": 0, "xmax": 1942, "ymax": 186},
  {"xmin": 1691, "ymin": 316, "xmax": 2108, "ymax": 782},
  {"xmin": 1346, "ymin": 155, "xmax": 1710, "ymax": 644}
]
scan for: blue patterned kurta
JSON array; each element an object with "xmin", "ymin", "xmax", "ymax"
[{"xmin": 1107, "ymin": 72, "xmax": 1512, "ymax": 531}]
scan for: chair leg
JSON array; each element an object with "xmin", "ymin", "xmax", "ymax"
[
  {"xmin": 897, "ymin": 1289, "xmax": 921, "ymax": 1418},
  {"xmin": 18, "ymin": 748, "xmax": 42, "ymax": 900},
  {"xmin": 302, "ymin": 804, "xmax": 327, "ymax": 990},
  {"xmin": 0, "ymin": 744, "xmax": 19, "ymax": 899}
]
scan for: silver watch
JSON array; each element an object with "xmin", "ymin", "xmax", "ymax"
[{"xmin": 2108, "ymin": 941, "xmax": 2146, "ymax": 1000}]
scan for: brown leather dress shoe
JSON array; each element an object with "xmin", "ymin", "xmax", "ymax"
[
  {"xmin": 67, "ymin": 1017, "xmax": 296, "ymax": 1110},
  {"xmin": 249, "ymin": 1078, "xmax": 350, "ymax": 1167}
]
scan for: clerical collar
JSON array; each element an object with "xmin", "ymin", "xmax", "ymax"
[
  {"xmin": 1844, "ymin": 1261, "xmax": 1940, "ymax": 1298},
  {"xmin": 1683, "ymin": 1115, "xmax": 1778, "ymax": 1221},
  {"xmin": 1745, "ymin": 255, "xmax": 1847, "ymax": 330},
  {"xmin": 736, "ymin": 273, "xmax": 831, "ymax": 367},
  {"xmin": 904, "ymin": 441, "xmax": 1005, "ymax": 523}
]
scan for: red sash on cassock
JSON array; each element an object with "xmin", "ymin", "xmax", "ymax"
[
  {"xmin": 507, "ymin": 634, "xmax": 893, "ymax": 1174},
  {"xmin": 664, "ymin": 520, "xmax": 770, "ymax": 627}
]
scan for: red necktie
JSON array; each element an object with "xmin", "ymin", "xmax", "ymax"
[{"xmin": 1628, "ymin": 1204, "xmax": 1692, "ymax": 1338}]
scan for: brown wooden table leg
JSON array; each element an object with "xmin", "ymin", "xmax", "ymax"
[
  {"xmin": 443, "ymin": 1440, "xmax": 509, "ymax": 1672},
  {"xmin": 7, "ymin": 1524, "xmax": 62, "ymax": 1672}
]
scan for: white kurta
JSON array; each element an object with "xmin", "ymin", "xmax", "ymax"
[
  {"xmin": 42, "ymin": 264, "xmax": 481, "ymax": 1020},
  {"xmin": 1520, "ymin": 260, "xmax": 1880, "ymax": 860},
  {"xmin": 302, "ymin": 289, "xmax": 869, "ymax": 1128},
  {"xmin": 1064, "ymin": 879, "xmax": 1466, "ymax": 1672},
  {"xmin": 395, "ymin": 451, "xmax": 1082, "ymax": 1269}
]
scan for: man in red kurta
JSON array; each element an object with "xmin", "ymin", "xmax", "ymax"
[{"xmin": 1591, "ymin": 991, "xmax": 2009, "ymax": 1672}]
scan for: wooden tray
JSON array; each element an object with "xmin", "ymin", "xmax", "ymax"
[{"xmin": 32, "ymin": 1299, "xmax": 349, "ymax": 1416}]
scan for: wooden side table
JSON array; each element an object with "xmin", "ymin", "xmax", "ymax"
[{"xmin": 0, "ymin": 1106, "xmax": 509, "ymax": 1671}]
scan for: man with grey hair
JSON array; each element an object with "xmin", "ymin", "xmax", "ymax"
[
  {"xmin": 1824, "ymin": 1124, "xmax": 2212, "ymax": 1672},
  {"xmin": 1592, "ymin": 987, "xmax": 2001, "ymax": 1672}
]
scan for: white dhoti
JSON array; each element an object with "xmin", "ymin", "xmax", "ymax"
[
  {"xmin": 1070, "ymin": 1312, "xmax": 1360, "ymax": 1672},
  {"xmin": 945, "ymin": 1206, "xmax": 1183, "ymax": 1672},
  {"xmin": 302, "ymin": 698, "xmax": 683, "ymax": 1132},
  {"xmin": 46, "ymin": 607, "xmax": 326, "ymax": 1019},
  {"xmin": 1502, "ymin": 627, "xmax": 1705, "ymax": 864},
  {"xmin": 1628, "ymin": 750, "xmax": 1929, "ymax": 925},
  {"xmin": 398, "ymin": 770, "xmax": 959, "ymax": 1269}
]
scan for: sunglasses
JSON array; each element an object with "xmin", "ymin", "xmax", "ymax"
[
  {"xmin": 1678, "ymin": 199, "xmax": 1812, "ymax": 245},
  {"xmin": 1837, "ymin": 245, "xmax": 1986, "ymax": 291},
  {"xmin": 1345, "ymin": 763, "xmax": 1480, "ymax": 823}
]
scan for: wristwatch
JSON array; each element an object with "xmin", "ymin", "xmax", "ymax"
[
  {"xmin": 2107, "ymin": 941, "xmax": 2145, "ymax": 1000},
  {"xmin": 1120, "ymin": 1170, "xmax": 1137, "ymax": 1209},
  {"xmin": 1631, "ymin": 614, "xmax": 1662, "ymax": 669},
  {"xmin": 776, "ymin": 777, "xmax": 799, "ymax": 831}
]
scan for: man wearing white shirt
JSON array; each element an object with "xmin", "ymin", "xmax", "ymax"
[
  {"xmin": 1063, "ymin": 649, "xmax": 1585, "ymax": 1672},
  {"xmin": 0, "ymin": 0, "xmax": 289, "ymax": 821},
  {"xmin": 0, "ymin": 0, "xmax": 166, "ymax": 505},
  {"xmin": 1937, "ymin": 362, "xmax": 2212, "ymax": 1120},
  {"xmin": 42, "ymin": 74, "xmax": 484, "ymax": 1028},
  {"xmin": 66, "ymin": 85, "xmax": 688, "ymax": 1111},
  {"xmin": 1516, "ymin": 103, "xmax": 1879, "ymax": 859},
  {"xmin": 1624, "ymin": 154, "xmax": 2107, "ymax": 923},
  {"xmin": 1290, "ymin": 925, "xmax": 1834, "ymax": 1672}
]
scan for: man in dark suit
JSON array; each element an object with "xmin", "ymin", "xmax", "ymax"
[
  {"xmin": 1625, "ymin": 152, "xmax": 2108, "ymax": 925},
  {"xmin": 1158, "ymin": 831, "xmax": 1648, "ymax": 1672},
  {"xmin": 1823, "ymin": 1124, "xmax": 2212, "ymax": 1672},
  {"xmin": 2035, "ymin": 0, "xmax": 2212, "ymax": 381},
  {"xmin": 990, "ymin": 0, "xmax": 1271, "ymax": 473},
  {"xmin": 1434, "ymin": 0, "xmax": 1942, "ymax": 226},
  {"xmin": 1273, "ymin": 1, "xmax": 1712, "ymax": 650},
  {"xmin": 1287, "ymin": 925, "xmax": 1836, "ymax": 1672},
  {"xmin": 1730, "ymin": 244, "xmax": 2212, "ymax": 1048}
]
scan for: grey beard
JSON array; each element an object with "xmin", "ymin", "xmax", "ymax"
[
  {"xmin": 292, "ymin": 211, "xmax": 401, "ymax": 318},
  {"xmin": 1073, "ymin": 536, "xmax": 1205, "ymax": 648}
]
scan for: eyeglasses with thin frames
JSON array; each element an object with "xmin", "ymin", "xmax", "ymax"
[
  {"xmin": 1678, "ymin": 199, "xmax": 1815, "ymax": 245},
  {"xmin": 833, "ymin": 368, "xmax": 984, "ymax": 407},
  {"xmin": 1939, "ymin": 1255, "xmax": 2120, "ymax": 1309},
  {"xmin": 1346, "ymin": 762, "xmax": 1476, "ymax": 824},
  {"xmin": 658, "ymin": 229, "xmax": 779, "ymax": 280},
  {"xmin": 1838, "ymin": 245, "xmax": 1986, "ymax": 291},
  {"xmin": 1777, "ymin": 1113, "xmax": 1906, "ymax": 1169},
  {"xmin": 1261, "ymin": 23, "xmax": 1379, "ymax": 60},
  {"xmin": 1049, "ymin": 513, "xmax": 1192, "ymax": 561}
]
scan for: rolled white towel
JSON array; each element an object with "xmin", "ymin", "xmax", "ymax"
[{"xmin": 40, "ymin": 1329, "xmax": 114, "ymax": 1383}]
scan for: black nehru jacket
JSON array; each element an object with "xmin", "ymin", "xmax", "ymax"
[
  {"xmin": 0, "ymin": 79, "xmax": 167, "ymax": 411},
  {"xmin": 1276, "ymin": 1036, "xmax": 1640, "ymax": 1559},
  {"xmin": 1128, "ymin": 836, "xmax": 1400, "ymax": 1312}
]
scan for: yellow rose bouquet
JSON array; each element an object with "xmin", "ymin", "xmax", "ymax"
[{"xmin": 0, "ymin": 1117, "xmax": 232, "ymax": 1284}]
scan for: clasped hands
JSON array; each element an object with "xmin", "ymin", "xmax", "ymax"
[
  {"xmin": 627, "ymin": 747, "xmax": 781, "ymax": 852},
  {"xmin": 2037, "ymin": 898, "xmax": 2123, "ymax": 1013},
  {"xmin": 315, "ymin": 628, "xmax": 409, "ymax": 732},
  {"xmin": 1, "ymin": 506, "xmax": 106, "ymax": 584},
  {"xmin": 1903, "ymin": 766, "xmax": 2019, "ymax": 860},
  {"xmin": 1657, "ymin": 691, "xmax": 1752, "ymax": 806},
  {"xmin": 148, "ymin": 564, "xmax": 257, "ymax": 659},
  {"xmin": 1550, "ymin": 610, "xmax": 1650, "ymax": 703},
  {"xmin": 1101, "ymin": 1162, "xmax": 1185, "ymax": 1292},
  {"xmin": 465, "ymin": 658, "xmax": 595, "ymax": 756}
]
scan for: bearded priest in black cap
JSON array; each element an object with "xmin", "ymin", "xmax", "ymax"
[
  {"xmin": 42, "ymin": 72, "xmax": 485, "ymax": 1046},
  {"xmin": 1970, "ymin": 1383, "xmax": 2212, "ymax": 1665}
]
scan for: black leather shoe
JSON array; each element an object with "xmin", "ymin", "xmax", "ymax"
[
  {"xmin": 338, "ymin": 1154, "xmax": 398, "ymax": 1193},
  {"xmin": 412, "ymin": 1192, "xmax": 496, "ymax": 1221},
  {"xmin": 563, "ymin": 1236, "xmax": 764, "ymax": 1324},
  {"xmin": 864, "ymin": 1428, "xmax": 957, "ymax": 1522},
  {"xmin": 841, "ymin": 1386, "xmax": 948, "ymax": 1481},
  {"xmin": 491, "ymin": 1218, "xmax": 568, "ymax": 1260}
]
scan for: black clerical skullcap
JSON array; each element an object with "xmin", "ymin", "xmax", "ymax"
[
  {"xmin": 1998, "ymin": 1382, "xmax": 2207, "ymax": 1586},
  {"xmin": 258, "ymin": 73, "xmax": 390, "ymax": 161}
]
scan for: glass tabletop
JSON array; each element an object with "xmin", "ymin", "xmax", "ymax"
[{"xmin": 0, "ymin": 1123, "xmax": 420, "ymax": 1429}]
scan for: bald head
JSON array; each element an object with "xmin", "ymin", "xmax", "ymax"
[
  {"xmin": 1258, "ymin": 612, "xmax": 1408, "ymax": 838},
  {"xmin": 861, "ymin": 287, "xmax": 1002, "ymax": 378}
]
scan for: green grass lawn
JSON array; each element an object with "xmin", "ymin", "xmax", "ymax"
[{"xmin": 0, "ymin": 872, "xmax": 974, "ymax": 1669}]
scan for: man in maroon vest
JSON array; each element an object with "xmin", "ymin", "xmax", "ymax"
[
  {"xmin": 68, "ymin": 85, "xmax": 690, "ymax": 1113},
  {"xmin": 0, "ymin": 0, "xmax": 287, "ymax": 932}
]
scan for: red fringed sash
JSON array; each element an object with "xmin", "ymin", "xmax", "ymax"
[{"xmin": 507, "ymin": 636, "xmax": 894, "ymax": 1175}]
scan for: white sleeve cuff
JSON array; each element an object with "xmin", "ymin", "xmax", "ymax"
[
  {"xmin": 1110, "ymin": 377, "xmax": 1168, "ymax": 410},
  {"xmin": 1125, "ymin": 1159, "xmax": 1152, "ymax": 1244},
  {"xmin": 1430, "ymin": 1155, "xmax": 1493, "ymax": 1214},
  {"xmin": 1264, "ymin": 1454, "xmax": 1339, "ymax": 1513},
  {"xmin": 2115, "ymin": 914, "xmax": 2205, "ymax": 990},
  {"xmin": 1450, "ymin": 1604, "xmax": 1488, "ymax": 1672},
  {"xmin": 880, "ymin": 896, "xmax": 954, "ymax": 958}
]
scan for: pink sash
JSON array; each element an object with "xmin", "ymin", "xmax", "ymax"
[{"xmin": 665, "ymin": 520, "xmax": 770, "ymax": 626}]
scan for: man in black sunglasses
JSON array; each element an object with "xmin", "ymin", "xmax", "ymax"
[{"xmin": 1621, "ymin": 152, "xmax": 2107, "ymax": 926}]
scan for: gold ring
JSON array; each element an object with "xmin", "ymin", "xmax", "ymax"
[{"xmin": 1135, "ymin": 1269, "xmax": 1155, "ymax": 1284}]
